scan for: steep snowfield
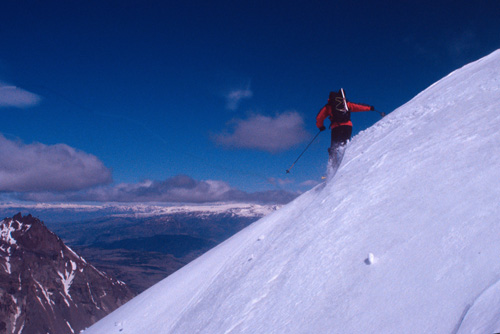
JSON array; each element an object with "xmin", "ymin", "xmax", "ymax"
[{"xmin": 84, "ymin": 50, "xmax": 500, "ymax": 334}]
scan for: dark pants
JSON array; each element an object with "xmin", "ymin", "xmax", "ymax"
[
  {"xmin": 330, "ymin": 125, "xmax": 352, "ymax": 148},
  {"xmin": 328, "ymin": 125, "xmax": 352, "ymax": 171}
]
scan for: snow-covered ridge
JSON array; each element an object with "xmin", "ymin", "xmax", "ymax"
[
  {"xmin": 0, "ymin": 202, "xmax": 280, "ymax": 218},
  {"xmin": 85, "ymin": 50, "xmax": 500, "ymax": 334},
  {"xmin": 120, "ymin": 203, "xmax": 281, "ymax": 217}
]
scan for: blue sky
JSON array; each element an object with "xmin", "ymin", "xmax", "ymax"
[{"xmin": 1, "ymin": 0, "xmax": 499, "ymax": 205}]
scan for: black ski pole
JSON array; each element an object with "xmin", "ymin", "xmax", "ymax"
[
  {"xmin": 286, "ymin": 130, "xmax": 322, "ymax": 174},
  {"xmin": 373, "ymin": 109, "xmax": 386, "ymax": 117}
]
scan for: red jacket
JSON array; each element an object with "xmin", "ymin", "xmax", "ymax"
[{"xmin": 316, "ymin": 101, "xmax": 372, "ymax": 129}]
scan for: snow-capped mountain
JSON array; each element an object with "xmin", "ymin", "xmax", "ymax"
[
  {"xmin": 0, "ymin": 202, "xmax": 281, "ymax": 223},
  {"xmin": 0, "ymin": 213, "xmax": 134, "ymax": 334},
  {"xmin": 84, "ymin": 49, "xmax": 500, "ymax": 334}
]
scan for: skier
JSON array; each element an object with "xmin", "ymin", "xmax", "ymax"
[{"xmin": 316, "ymin": 89, "xmax": 374, "ymax": 170}]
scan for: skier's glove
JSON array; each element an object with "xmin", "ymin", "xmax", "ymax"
[
  {"xmin": 319, "ymin": 126, "xmax": 326, "ymax": 132},
  {"xmin": 370, "ymin": 106, "xmax": 375, "ymax": 111}
]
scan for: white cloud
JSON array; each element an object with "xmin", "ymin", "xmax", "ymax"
[
  {"xmin": 0, "ymin": 82, "xmax": 41, "ymax": 108},
  {"xmin": 225, "ymin": 88, "xmax": 253, "ymax": 110},
  {"xmin": 213, "ymin": 111, "xmax": 310, "ymax": 153},
  {"xmin": 17, "ymin": 175, "xmax": 298, "ymax": 205},
  {"xmin": 268, "ymin": 177, "xmax": 294, "ymax": 186},
  {"xmin": 0, "ymin": 134, "xmax": 112, "ymax": 192}
]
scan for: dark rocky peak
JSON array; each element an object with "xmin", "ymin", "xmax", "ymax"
[
  {"xmin": 2, "ymin": 213, "xmax": 65, "ymax": 254},
  {"xmin": 1, "ymin": 213, "xmax": 135, "ymax": 334}
]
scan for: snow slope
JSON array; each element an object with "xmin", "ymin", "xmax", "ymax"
[{"xmin": 84, "ymin": 50, "xmax": 500, "ymax": 334}]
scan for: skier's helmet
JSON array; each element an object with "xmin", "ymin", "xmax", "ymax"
[{"xmin": 328, "ymin": 91, "xmax": 337, "ymax": 101}]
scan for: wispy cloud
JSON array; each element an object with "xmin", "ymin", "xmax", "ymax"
[
  {"xmin": 16, "ymin": 175, "xmax": 298, "ymax": 205},
  {"xmin": 212, "ymin": 111, "xmax": 310, "ymax": 153},
  {"xmin": 0, "ymin": 134, "xmax": 112, "ymax": 192},
  {"xmin": 225, "ymin": 88, "xmax": 253, "ymax": 110},
  {"xmin": 0, "ymin": 82, "xmax": 41, "ymax": 108},
  {"xmin": 267, "ymin": 177, "xmax": 294, "ymax": 187},
  {"xmin": 300, "ymin": 180, "xmax": 320, "ymax": 187}
]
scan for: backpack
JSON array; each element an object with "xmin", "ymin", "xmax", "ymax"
[{"xmin": 328, "ymin": 89, "xmax": 350, "ymax": 123}]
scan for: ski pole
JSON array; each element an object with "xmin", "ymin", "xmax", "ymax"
[
  {"xmin": 286, "ymin": 130, "xmax": 322, "ymax": 174},
  {"xmin": 373, "ymin": 109, "xmax": 386, "ymax": 117}
]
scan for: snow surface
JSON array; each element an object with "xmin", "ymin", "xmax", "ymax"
[{"xmin": 84, "ymin": 50, "xmax": 500, "ymax": 334}]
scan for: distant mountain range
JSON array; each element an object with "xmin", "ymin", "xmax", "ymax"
[
  {"xmin": 0, "ymin": 213, "xmax": 134, "ymax": 334},
  {"xmin": 0, "ymin": 202, "xmax": 280, "ymax": 222}
]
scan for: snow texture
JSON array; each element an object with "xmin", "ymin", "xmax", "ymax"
[
  {"xmin": 57, "ymin": 260, "xmax": 77, "ymax": 301},
  {"xmin": 1, "ymin": 220, "xmax": 20, "ymax": 245},
  {"xmin": 84, "ymin": 50, "xmax": 500, "ymax": 334}
]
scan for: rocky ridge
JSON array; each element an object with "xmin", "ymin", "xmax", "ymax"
[{"xmin": 0, "ymin": 213, "xmax": 134, "ymax": 334}]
